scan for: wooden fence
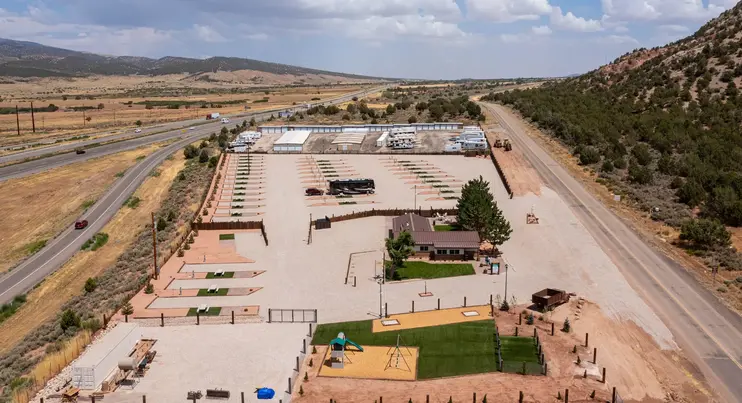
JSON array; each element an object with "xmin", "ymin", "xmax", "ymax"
[
  {"xmin": 192, "ymin": 220, "xmax": 263, "ymax": 231},
  {"xmin": 314, "ymin": 208, "xmax": 458, "ymax": 226},
  {"xmin": 489, "ymin": 150, "xmax": 514, "ymax": 199}
]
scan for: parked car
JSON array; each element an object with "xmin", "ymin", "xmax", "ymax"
[
  {"xmin": 189, "ymin": 127, "xmax": 196, "ymax": 130},
  {"xmin": 75, "ymin": 149, "xmax": 86, "ymax": 154},
  {"xmin": 135, "ymin": 128, "xmax": 142, "ymax": 133},
  {"xmin": 74, "ymin": 220, "xmax": 88, "ymax": 230},
  {"xmin": 305, "ymin": 188, "xmax": 324, "ymax": 196}
]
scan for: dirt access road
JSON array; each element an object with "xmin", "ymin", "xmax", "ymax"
[{"xmin": 482, "ymin": 102, "xmax": 742, "ymax": 403}]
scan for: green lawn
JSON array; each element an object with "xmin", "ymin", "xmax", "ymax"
[
  {"xmin": 499, "ymin": 337, "xmax": 540, "ymax": 363},
  {"xmin": 219, "ymin": 233, "xmax": 235, "ymax": 240},
  {"xmin": 434, "ymin": 224, "xmax": 460, "ymax": 232},
  {"xmin": 205, "ymin": 272, "xmax": 235, "ymax": 279},
  {"xmin": 312, "ymin": 320, "xmax": 497, "ymax": 379},
  {"xmin": 197, "ymin": 288, "xmax": 229, "ymax": 296},
  {"xmin": 388, "ymin": 261, "xmax": 474, "ymax": 280},
  {"xmin": 187, "ymin": 307, "xmax": 222, "ymax": 316}
]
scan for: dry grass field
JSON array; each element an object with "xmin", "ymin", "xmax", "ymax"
[
  {"xmin": 0, "ymin": 82, "xmax": 369, "ymax": 146},
  {"xmin": 0, "ymin": 144, "xmax": 164, "ymax": 274},
  {"xmin": 0, "ymin": 149, "xmax": 186, "ymax": 354}
]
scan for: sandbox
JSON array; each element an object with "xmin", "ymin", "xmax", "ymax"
[
  {"xmin": 318, "ymin": 345, "xmax": 419, "ymax": 381},
  {"xmin": 372, "ymin": 305, "xmax": 492, "ymax": 333}
]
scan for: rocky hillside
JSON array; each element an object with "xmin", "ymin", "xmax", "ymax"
[
  {"xmin": 485, "ymin": 4, "xmax": 742, "ymax": 270},
  {"xmin": 0, "ymin": 38, "xmax": 383, "ymax": 80}
]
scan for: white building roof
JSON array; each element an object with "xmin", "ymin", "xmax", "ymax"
[
  {"xmin": 274, "ymin": 130, "xmax": 311, "ymax": 145},
  {"xmin": 73, "ymin": 323, "xmax": 140, "ymax": 369}
]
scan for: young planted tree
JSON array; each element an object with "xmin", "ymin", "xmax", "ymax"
[
  {"xmin": 122, "ymin": 301, "xmax": 134, "ymax": 316},
  {"xmin": 385, "ymin": 230, "xmax": 415, "ymax": 280},
  {"xmin": 457, "ymin": 176, "xmax": 512, "ymax": 246}
]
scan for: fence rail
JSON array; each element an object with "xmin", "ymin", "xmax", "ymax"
[
  {"xmin": 489, "ymin": 150, "xmax": 514, "ymax": 199},
  {"xmin": 315, "ymin": 207, "xmax": 458, "ymax": 226},
  {"xmin": 192, "ymin": 220, "xmax": 263, "ymax": 231},
  {"xmin": 268, "ymin": 308, "xmax": 318, "ymax": 323}
]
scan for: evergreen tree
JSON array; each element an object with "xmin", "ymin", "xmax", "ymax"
[{"xmin": 457, "ymin": 176, "xmax": 512, "ymax": 246}]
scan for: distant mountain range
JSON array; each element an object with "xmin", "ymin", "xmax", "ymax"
[{"xmin": 0, "ymin": 38, "xmax": 382, "ymax": 80}]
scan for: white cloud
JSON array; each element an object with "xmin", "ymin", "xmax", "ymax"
[
  {"xmin": 595, "ymin": 34, "xmax": 640, "ymax": 44},
  {"xmin": 467, "ymin": 0, "xmax": 552, "ymax": 22},
  {"xmin": 193, "ymin": 24, "xmax": 226, "ymax": 43},
  {"xmin": 340, "ymin": 14, "xmax": 469, "ymax": 42},
  {"xmin": 550, "ymin": 6, "xmax": 603, "ymax": 32},
  {"xmin": 532, "ymin": 25, "xmax": 552, "ymax": 35},
  {"xmin": 657, "ymin": 24, "xmax": 689, "ymax": 33},
  {"xmin": 600, "ymin": 0, "xmax": 740, "ymax": 22}
]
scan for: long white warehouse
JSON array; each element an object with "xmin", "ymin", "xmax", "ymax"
[
  {"xmin": 273, "ymin": 130, "xmax": 311, "ymax": 153},
  {"xmin": 72, "ymin": 323, "xmax": 141, "ymax": 390}
]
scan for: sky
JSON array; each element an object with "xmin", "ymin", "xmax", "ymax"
[{"xmin": 0, "ymin": 0, "xmax": 740, "ymax": 79}]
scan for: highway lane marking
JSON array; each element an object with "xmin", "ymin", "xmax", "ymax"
[
  {"xmin": 485, "ymin": 103, "xmax": 742, "ymax": 372},
  {"xmin": 0, "ymin": 136, "xmax": 199, "ymax": 301}
]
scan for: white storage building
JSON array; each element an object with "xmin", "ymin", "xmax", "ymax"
[
  {"xmin": 332, "ymin": 131, "xmax": 366, "ymax": 151},
  {"xmin": 273, "ymin": 130, "xmax": 311, "ymax": 153},
  {"xmin": 72, "ymin": 323, "xmax": 141, "ymax": 390},
  {"xmin": 377, "ymin": 131, "xmax": 390, "ymax": 147}
]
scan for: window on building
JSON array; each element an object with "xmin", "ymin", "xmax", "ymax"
[
  {"xmin": 450, "ymin": 249, "xmax": 460, "ymax": 255},
  {"xmin": 437, "ymin": 249, "xmax": 448, "ymax": 255},
  {"xmin": 419, "ymin": 246, "xmax": 429, "ymax": 252}
]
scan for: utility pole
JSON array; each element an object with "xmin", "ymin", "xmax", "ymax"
[
  {"xmin": 151, "ymin": 212, "xmax": 158, "ymax": 280},
  {"xmin": 15, "ymin": 105, "xmax": 20, "ymax": 136},
  {"xmin": 30, "ymin": 102, "xmax": 36, "ymax": 133}
]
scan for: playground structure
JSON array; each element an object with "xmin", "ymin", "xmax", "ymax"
[
  {"xmin": 329, "ymin": 332, "xmax": 365, "ymax": 369},
  {"xmin": 319, "ymin": 334, "xmax": 419, "ymax": 381}
]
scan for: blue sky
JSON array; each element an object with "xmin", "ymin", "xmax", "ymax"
[{"xmin": 0, "ymin": 0, "xmax": 739, "ymax": 78}]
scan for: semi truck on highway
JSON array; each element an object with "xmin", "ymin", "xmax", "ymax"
[{"xmin": 205, "ymin": 113, "xmax": 221, "ymax": 120}]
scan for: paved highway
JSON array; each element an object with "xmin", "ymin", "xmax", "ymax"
[
  {"xmin": 0, "ymin": 85, "xmax": 387, "ymax": 179},
  {"xmin": 0, "ymin": 85, "xmax": 387, "ymax": 303},
  {"xmin": 483, "ymin": 102, "xmax": 742, "ymax": 403}
]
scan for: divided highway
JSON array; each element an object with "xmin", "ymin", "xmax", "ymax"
[
  {"xmin": 0, "ymin": 85, "xmax": 388, "ymax": 304},
  {"xmin": 482, "ymin": 102, "xmax": 742, "ymax": 403}
]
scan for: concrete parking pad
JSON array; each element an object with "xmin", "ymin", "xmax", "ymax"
[{"xmin": 167, "ymin": 278, "xmax": 261, "ymax": 289}]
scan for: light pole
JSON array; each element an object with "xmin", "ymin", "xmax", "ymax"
[
  {"xmin": 375, "ymin": 275, "xmax": 384, "ymax": 319},
  {"xmin": 503, "ymin": 263, "xmax": 509, "ymax": 305}
]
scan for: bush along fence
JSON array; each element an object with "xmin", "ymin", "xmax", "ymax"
[
  {"xmin": 488, "ymin": 149, "xmax": 514, "ymax": 199},
  {"xmin": 314, "ymin": 208, "xmax": 459, "ymax": 227}
]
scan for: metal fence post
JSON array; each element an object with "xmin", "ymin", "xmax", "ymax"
[
  {"xmin": 196, "ymin": 312, "xmax": 200, "ymax": 325},
  {"xmin": 472, "ymin": 392, "xmax": 476, "ymax": 402},
  {"xmin": 288, "ymin": 377, "xmax": 292, "ymax": 393},
  {"xmin": 412, "ymin": 300, "xmax": 415, "ymax": 313},
  {"xmin": 231, "ymin": 310, "xmax": 235, "ymax": 324},
  {"xmin": 564, "ymin": 389, "xmax": 569, "ymax": 403},
  {"xmin": 296, "ymin": 356, "xmax": 299, "ymax": 372},
  {"xmin": 464, "ymin": 296, "xmax": 467, "ymax": 307},
  {"xmin": 551, "ymin": 322, "xmax": 554, "ymax": 335},
  {"xmin": 519, "ymin": 391, "xmax": 523, "ymax": 403},
  {"xmin": 585, "ymin": 332, "xmax": 589, "ymax": 347},
  {"xmin": 303, "ymin": 339, "xmax": 307, "ymax": 354},
  {"xmin": 602, "ymin": 367, "xmax": 606, "ymax": 383},
  {"xmin": 143, "ymin": 396, "xmax": 146, "ymax": 403},
  {"xmin": 593, "ymin": 347, "xmax": 597, "ymax": 364},
  {"xmin": 160, "ymin": 313, "xmax": 164, "ymax": 327},
  {"xmin": 612, "ymin": 387, "xmax": 617, "ymax": 403},
  {"xmin": 437, "ymin": 298, "xmax": 440, "ymax": 310},
  {"xmin": 241, "ymin": 392, "xmax": 245, "ymax": 403},
  {"xmin": 268, "ymin": 308, "xmax": 272, "ymax": 323}
]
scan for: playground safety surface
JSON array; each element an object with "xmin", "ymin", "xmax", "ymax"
[
  {"xmin": 318, "ymin": 346, "xmax": 419, "ymax": 381},
  {"xmin": 372, "ymin": 305, "xmax": 492, "ymax": 333}
]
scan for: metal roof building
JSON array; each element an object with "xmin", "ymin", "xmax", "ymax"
[
  {"xmin": 273, "ymin": 130, "xmax": 311, "ymax": 153},
  {"xmin": 258, "ymin": 122, "xmax": 463, "ymax": 134},
  {"xmin": 72, "ymin": 323, "xmax": 141, "ymax": 390}
]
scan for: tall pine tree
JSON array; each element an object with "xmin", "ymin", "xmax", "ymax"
[{"xmin": 457, "ymin": 176, "xmax": 512, "ymax": 245}]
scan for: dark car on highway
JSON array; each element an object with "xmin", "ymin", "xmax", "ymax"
[
  {"xmin": 305, "ymin": 188, "xmax": 324, "ymax": 196},
  {"xmin": 74, "ymin": 220, "xmax": 88, "ymax": 230},
  {"xmin": 75, "ymin": 149, "xmax": 86, "ymax": 154}
]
